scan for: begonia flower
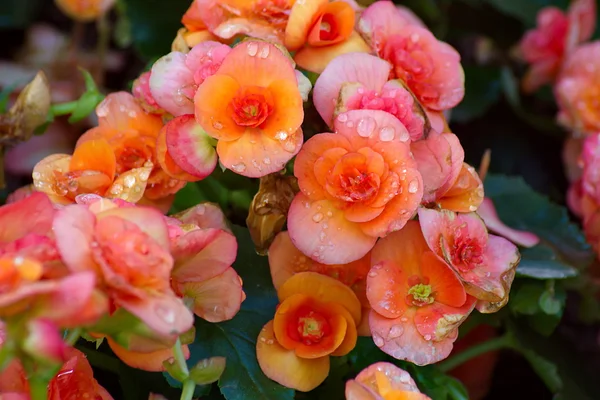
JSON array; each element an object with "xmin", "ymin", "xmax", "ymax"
[
  {"xmin": 54, "ymin": 0, "xmax": 115, "ymax": 22},
  {"xmin": 288, "ymin": 109, "xmax": 423, "ymax": 265},
  {"xmin": 106, "ymin": 336, "xmax": 191, "ymax": 372},
  {"xmin": 286, "ymin": 0, "xmax": 370, "ymax": 73},
  {"xmin": 313, "ymin": 52, "xmax": 427, "ymax": 140},
  {"xmin": 345, "ymin": 362, "xmax": 430, "ymax": 400},
  {"xmin": 367, "ymin": 221, "xmax": 476, "ymax": 365},
  {"xmin": 194, "ymin": 40, "xmax": 304, "ymax": 177},
  {"xmin": 257, "ymin": 272, "xmax": 361, "ymax": 391},
  {"xmin": 519, "ymin": 0, "xmax": 596, "ymax": 93},
  {"xmin": 418, "ymin": 208, "xmax": 520, "ymax": 313},
  {"xmin": 357, "ymin": 0, "xmax": 464, "ymax": 111},
  {"xmin": 555, "ymin": 41, "xmax": 600, "ymax": 134},
  {"xmin": 52, "ymin": 203, "xmax": 194, "ymax": 338}
]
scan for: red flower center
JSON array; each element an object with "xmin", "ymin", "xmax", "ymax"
[
  {"xmin": 295, "ymin": 310, "xmax": 331, "ymax": 345},
  {"xmin": 319, "ymin": 13, "xmax": 338, "ymax": 41},
  {"xmin": 452, "ymin": 238, "xmax": 484, "ymax": 272},
  {"xmin": 327, "ymin": 153, "xmax": 380, "ymax": 203},
  {"xmin": 229, "ymin": 86, "xmax": 275, "ymax": 128}
]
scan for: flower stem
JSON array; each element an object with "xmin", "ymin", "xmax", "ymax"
[
  {"xmin": 29, "ymin": 376, "xmax": 49, "ymax": 400},
  {"xmin": 438, "ymin": 334, "xmax": 513, "ymax": 373},
  {"xmin": 180, "ymin": 379, "xmax": 196, "ymax": 400},
  {"xmin": 50, "ymin": 101, "xmax": 79, "ymax": 116},
  {"xmin": 173, "ymin": 337, "xmax": 189, "ymax": 376},
  {"xmin": 64, "ymin": 328, "xmax": 82, "ymax": 346}
]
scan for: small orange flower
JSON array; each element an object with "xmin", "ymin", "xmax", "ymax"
[
  {"xmin": 54, "ymin": 0, "xmax": 115, "ymax": 22},
  {"xmin": 257, "ymin": 272, "xmax": 361, "ymax": 391},
  {"xmin": 194, "ymin": 40, "xmax": 304, "ymax": 177},
  {"xmin": 345, "ymin": 362, "xmax": 431, "ymax": 400},
  {"xmin": 286, "ymin": 0, "xmax": 370, "ymax": 73}
]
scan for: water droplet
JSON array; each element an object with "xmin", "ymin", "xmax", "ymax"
[
  {"xmin": 346, "ymin": 120, "xmax": 354, "ymax": 128},
  {"xmin": 379, "ymin": 126, "xmax": 396, "ymax": 141},
  {"xmin": 231, "ymin": 162, "xmax": 247, "ymax": 173},
  {"xmin": 110, "ymin": 184, "xmax": 123, "ymax": 195},
  {"xmin": 124, "ymin": 175, "xmax": 136, "ymax": 188},
  {"xmin": 263, "ymin": 157, "xmax": 271, "ymax": 165},
  {"xmin": 408, "ymin": 179, "xmax": 419, "ymax": 193},
  {"xmin": 373, "ymin": 333, "xmax": 385, "ymax": 347},
  {"xmin": 266, "ymin": 339, "xmax": 274, "ymax": 345},
  {"xmin": 213, "ymin": 121, "xmax": 223, "ymax": 130},
  {"xmin": 312, "ymin": 212, "xmax": 324, "ymax": 222},
  {"xmin": 282, "ymin": 139, "xmax": 297, "ymax": 153},
  {"xmin": 357, "ymin": 116, "xmax": 377, "ymax": 137},
  {"xmin": 398, "ymin": 129, "xmax": 410, "ymax": 142},
  {"xmin": 32, "ymin": 171, "xmax": 41, "ymax": 180},
  {"xmin": 388, "ymin": 325, "xmax": 404, "ymax": 339},
  {"xmin": 319, "ymin": 232, "xmax": 326, "ymax": 241},
  {"xmin": 326, "ymin": 211, "xmax": 333, "ymax": 217},
  {"xmin": 13, "ymin": 256, "xmax": 24, "ymax": 266},
  {"xmin": 337, "ymin": 113, "xmax": 348, "ymax": 122},
  {"xmin": 155, "ymin": 305, "xmax": 176, "ymax": 324},
  {"xmin": 259, "ymin": 46, "xmax": 270, "ymax": 59},
  {"xmin": 275, "ymin": 130, "xmax": 288, "ymax": 141},
  {"xmin": 368, "ymin": 270, "xmax": 377, "ymax": 277},
  {"xmin": 260, "ymin": 337, "xmax": 266, "ymax": 343},
  {"xmin": 400, "ymin": 317, "xmax": 408, "ymax": 322},
  {"xmin": 139, "ymin": 170, "xmax": 151, "ymax": 181},
  {"xmin": 469, "ymin": 205, "xmax": 478, "ymax": 211},
  {"xmin": 424, "ymin": 334, "xmax": 432, "ymax": 341},
  {"xmin": 247, "ymin": 42, "xmax": 258, "ymax": 56}
]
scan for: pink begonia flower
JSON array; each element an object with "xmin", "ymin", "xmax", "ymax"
[
  {"xmin": 411, "ymin": 130, "xmax": 464, "ymax": 204},
  {"xmin": 357, "ymin": 0, "xmax": 464, "ymax": 111},
  {"xmin": 288, "ymin": 110, "xmax": 423, "ymax": 265},
  {"xmin": 519, "ymin": 0, "xmax": 596, "ymax": 93},
  {"xmin": 132, "ymin": 71, "xmax": 164, "ymax": 115},
  {"xmin": 22, "ymin": 319, "xmax": 69, "ymax": 365},
  {"xmin": 367, "ymin": 221, "xmax": 476, "ymax": 365},
  {"xmin": 345, "ymin": 362, "xmax": 430, "ymax": 400},
  {"xmin": 52, "ymin": 203, "xmax": 194, "ymax": 337},
  {"xmin": 167, "ymin": 204, "xmax": 244, "ymax": 322},
  {"xmin": 555, "ymin": 41, "xmax": 600, "ymax": 134},
  {"xmin": 418, "ymin": 208, "xmax": 520, "ymax": 313},
  {"xmin": 476, "ymin": 198, "xmax": 540, "ymax": 248},
  {"xmin": 313, "ymin": 52, "xmax": 426, "ymax": 141},
  {"xmin": 149, "ymin": 41, "xmax": 232, "ymax": 116}
]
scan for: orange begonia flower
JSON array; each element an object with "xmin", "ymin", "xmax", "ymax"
[
  {"xmin": 288, "ymin": 109, "xmax": 423, "ymax": 265},
  {"xmin": 367, "ymin": 221, "xmax": 476, "ymax": 366},
  {"xmin": 287, "ymin": 0, "xmax": 370, "ymax": 73},
  {"xmin": 194, "ymin": 40, "xmax": 304, "ymax": 177},
  {"xmin": 345, "ymin": 362, "xmax": 431, "ymax": 400},
  {"xmin": 54, "ymin": 0, "xmax": 115, "ymax": 22},
  {"xmin": 434, "ymin": 163, "xmax": 484, "ymax": 213},
  {"xmin": 106, "ymin": 337, "xmax": 190, "ymax": 372},
  {"xmin": 257, "ymin": 272, "xmax": 361, "ymax": 391}
]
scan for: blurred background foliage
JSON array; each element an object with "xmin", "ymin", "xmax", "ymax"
[{"xmin": 2, "ymin": 0, "xmax": 600, "ymax": 399}]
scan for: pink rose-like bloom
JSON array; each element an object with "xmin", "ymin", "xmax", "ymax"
[
  {"xmin": 345, "ymin": 362, "xmax": 430, "ymax": 400},
  {"xmin": 132, "ymin": 71, "xmax": 163, "ymax": 115},
  {"xmin": 149, "ymin": 41, "xmax": 232, "ymax": 116},
  {"xmin": 418, "ymin": 208, "xmax": 520, "ymax": 313},
  {"xmin": 520, "ymin": 0, "xmax": 596, "ymax": 93},
  {"xmin": 574, "ymin": 134, "xmax": 600, "ymax": 251},
  {"xmin": 313, "ymin": 52, "xmax": 426, "ymax": 141},
  {"xmin": 167, "ymin": 204, "xmax": 244, "ymax": 322},
  {"xmin": 555, "ymin": 41, "xmax": 600, "ymax": 134},
  {"xmin": 358, "ymin": 0, "xmax": 464, "ymax": 111},
  {"xmin": 52, "ymin": 203, "xmax": 194, "ymax": 338}
]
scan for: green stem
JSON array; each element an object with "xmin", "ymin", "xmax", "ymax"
[
  {"xmin": 95, "ymin": 12, "xmax": 110, "ymax": 88},
  {"xmin": 180, "ymin": 379, "xmax": 196, "ymax": 400},
  {"xmin": 173, "ymin": 337, "xmax": 189, "ymax": 376},
  {"xmin": 438, "ymin": 334, "xmax": 513, "ymax": 372},
  {"xmin": 50, "ymin": 101, "xmax": 79, "ymax": 116},
  {"xmin": 64, "ymin": 328, "xmax": 82, "ymax": 346},
  {"xmin": 29, "ymin": 377, "xmax": 49, "ymax": 400}
]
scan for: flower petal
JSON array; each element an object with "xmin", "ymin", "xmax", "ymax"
[
  {"xmin": 107, "ymin": 337, "xmax": 189, "ymax": 372},
  {"xmin": 414, "ymin": 296, "xmax": 476, "ymax": 341},
  {"xmin": 294, "ymin": 31, "xmax": 371, "ymax": 74},
  {"xmin": 0, "ymin": 192, "xmax": 55, "ymax": 242},
  {"xmin": 476, "ymin": 198, "xmax": 540, "ymax": 248},
  {"xmin": 149, "ymin": 52, "xmax": 195, "ymax": 116},
  {"xmin": 285, "ymin": 0, "xmax": 329, "ymax": 50}
]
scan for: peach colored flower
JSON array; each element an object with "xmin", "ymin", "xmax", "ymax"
[
  {"xmin": 555, "ymin": 41, "xmax": 600, "ymax": 134},
  {"xmin": 168, "ymin": 204, "xmax": 244, "ymax": 323},
  {"xmin": 106, "ymin": 336, "xmax": 190, "ymax": 372},
  {"xmin": 313, "ymin": 52, "xmax": 426, "ymax": 140},
  {"xmin": 52, "ymin": 203, "xmax": 194, "ymax": 337},
  {"xmin": 345, "ymin": 362, "xmax": 430, "ymax": 400},
  {"xmin": 367, "ymin": 221, "xmax": 476, "ymax": 365},
  {"xmin": 54, "ymin": 0, "xmax": 115, "ymax": 22},
  {"xmin": 194, "ymin": 40, "xmax": 304, "ymax": 177},
  {"xmin": 257, "ymin": 272, "xmax": 361, "ymax": 392},
  {"xmin": 418, "ymin": 208, "xmax": 520, "ymax": 313},
  {"xmin": 149, "ymin": 41, "xmax": 232, "ymax": 116},
  {"xmin": 519, "ymin": 0, "xmax": 596, "ymax": 93},
  {"xmin": 357, "ymin": 0, "xmax": 464, "ymax": 111},
  {"xmin": 288, "ymin": 109, "xmax": 423, "ymax": 265},
  {"xmin": 285, "ymin": 0, "xmax": 370, "ymax": 73}
]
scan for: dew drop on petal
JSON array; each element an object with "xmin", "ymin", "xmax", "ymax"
[
  {"xmin": 110, "ymin": 184, "xmax": 123, "ymax": 195},
  {"xmin": 368, "ymin": 269, "xmax": 377, "ymax": 277},
  {"xmin": 274, "ymin": 130, "xmax": 288, "ymax": 141},
  {"xmin": 312, "ymin": 212, "xmax": 324, "ymax": 222},
  {"xmin": 124, "ymin": 175, "xmax": 136, "ymax": 188},
  {"xmin": 398, "ymin": 129, "xmax": 410, "ymax": 142},
  {"xmin": 337, "ymin": 113, "xmax": 348, "ymax": 122},
  {"xmin": 379, "ymin": 126, "xmax": 395, "ymax": 142},
  {"xmin": 247, "ymin": 42, "xmax": 258, "ymax": 56},
  {"xmin": 408, "ymin": 179, "xmax": 419, "ymax": 193},
  {"xmin": 213, "ymin": 121, "xmax": 224, "ymax": 130},
  {"xmin": 263, "ymin": 157, "xmax": 271, "ymax": 165},
  {"xmin": 424, "ymin": 334, "xmax": 432, "ymax": 341},
  {"xmin": 373, "ymin": 333, "xmax": 385, "ymax": 347},
  {"xmin": 388, "ymin": 325, "xmax": 404, "ymax": 339},
  {"xmin": 231, "ymin": 163, "xmax": 247, "ymax": 173},
  {"xmin": 32, "ymin": 171, "xmax": 41, "ymax": 180},
  {"xmin": 357, "ymin": 116, "xmax": 377, "ymax": 137},
  {"xmin": 259, "ymin": 46, "xmax": 270, "ymax": 59}
]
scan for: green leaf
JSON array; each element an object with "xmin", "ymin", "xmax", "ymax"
[
  {"xmin": 521, "ymin": 348, "xmax": 563, "ymax": 392},
  {"xmin": 184, "ymin": 226, "xmax": 294, "ymax": 400},
  {"xmin": 538, "ymin": 283, "xmax": 566, "ymax": 315},
  {"xmin": 68, "ymin": 91, "xmax": 105, "ymax": 124},
  {"xmin": 484, "ymin": 174, "xmax": 594, "ymax": 272},
  {"xmin": 510, "ymin": 282, "xmax": 544, "ymax": 315},
  {"xmin": 189, "ymin": 357, "xmax": 227, "ymax": 385},
  {"xmin": 78, "ymin": 68, "xmax": 100, "ymax": 93},
  {"xmin": 452, "ymin": 65, "xmax": 502, "ymax": 123}
]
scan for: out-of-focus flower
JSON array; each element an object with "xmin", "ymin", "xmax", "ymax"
[
  {"xmin": 476, "ymin": 198, "xmax": 540, "ymax": 248},
  {"xmin": 288, "ymin": 109, "xmax": 422, "ymax": 265},
  {"xmin": 54, "ymin": 0, "xmax": 116, "ymax": 22},
  {"xmin": 132, "ymin": 72, "xmax": 164, "ymax": 115},
  {"xmin": 247, "ymin": 173, "xmax": 299, "ymax": 254},
  {"xmin": 313, "ymin": 52, "xmax": 427, "ymax": 140},
  {"xmin": 519, "ymin": 0, "xmax": 596, "ymax": 93},
  {"xmin": 418, "ymin": 208, "xmax": 520, "ymax": 313},
  {"xmin": 345, "ymin": 362, "xmax": 430, "ymax": 400},
  {"xmin": 367, "ymin": 221, "xmax": 476, "ymax": 365},
  {"xmin": 257, "ymin": 272, "xmax": 361, "ymax": 391},
  {"xmin": 149, "ymin": 41, "xmax": 232, "ymax": 116},
  {"xmin": 286, "ymin": 0, "xmax": 370, "ymax": 73},
  {"xmin": 172, "ymin": 0, "xmax": 222, "ymax": 52},
  {"xmin": 194, "ymin": 40, "xmax": 304, "ymax": 177},
  {"xmin": 168, "ymin": 204, "xmax": 244, "ymax": 323},
  {"xmin": 555, "ymin": 41, "xmax": 600, "ymax": 134},
  {"xmin": 22, "ymin": 319, "xmax": 69, "ymax": 365},
  {"xmin": 357, "ymin": 1, "xmax": 464, "ymax": 111},
  {"xmin": 106, "ymin": 335, "xmax": 191, "ymax": 372},
  {"xmin": 52, "ymin": 203, "xmax": 194, "ymax": 337}
]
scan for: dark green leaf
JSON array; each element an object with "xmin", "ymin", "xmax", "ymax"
[
  {"xmin": 189, "ymin": 357, "xmax": 227, "ymax": 385},
  {"xmin": 510, "ymin": 282, "xmax": 544, "ymax": 315},
  {"xmin": 452, "ymin": 65, "xmax": 502, "ymax": 123},
  {"xmin": 484, "ymin": 174, "xmax": 593, "ymax": 271},
  {"xmin": 538, "ymin": 284, "xmax": 566, "ymax": 315},
  {"xmin": 521, "ymin": 348, "xmax": 563, "ymax": 392},
  {"xmin": 185, "ymin": 226, "xmax": 294, "ymax": 400}
]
